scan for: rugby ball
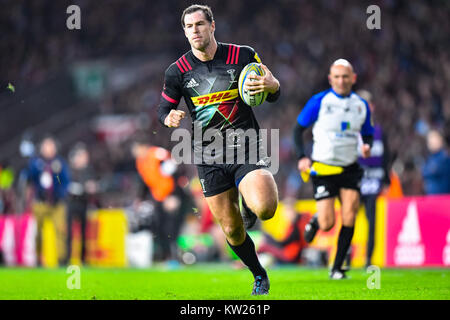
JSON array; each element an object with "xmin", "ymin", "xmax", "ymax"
[{"xmin": 238, "ymin": 63, "xmax": 268, "ymax": 107}]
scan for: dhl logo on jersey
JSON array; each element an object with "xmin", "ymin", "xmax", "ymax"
[{"xmin": 191, "ymin": 89, "xmax": 239, "ymax": 107}]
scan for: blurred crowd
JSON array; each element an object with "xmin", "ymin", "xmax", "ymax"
[
  {"xmin": 3, "ymin": 0, "xmax": 448, "ymax": 197},
  {"xmin": 1, "ymin": 0, "xmax": 449, "ymax": 265}
]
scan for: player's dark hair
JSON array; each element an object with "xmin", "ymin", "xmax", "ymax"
[{"xmin": 181, "ymin": 4, "xmax": 214, "ymax": 28}]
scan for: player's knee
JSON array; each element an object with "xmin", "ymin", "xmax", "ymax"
[
  {"xmin": 253, "ymin": 199, "xmax": 278, "ymax": 221},
  {"xmin": 318, "ymin": 216, "xmax": 334, "ymax": 231},
  {"xmin": 320, "ymin": 223, "xmax": 334, "ymax": 232},
  {"xmin": 223, "ymin": 224, "xmax": 245, "ymax": 243},
  {"xmin": 258, "ymin": 209, "xmax": 275, "ymax": 221}
]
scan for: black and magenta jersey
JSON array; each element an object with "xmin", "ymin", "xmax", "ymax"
[{"xmin": 158, "ymin": 42, "xmax": 280, "ymax": 154}]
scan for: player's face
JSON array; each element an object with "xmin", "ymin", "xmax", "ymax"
[
  {"xmin": 328, "ymin": 65, "xmax": 356, "ymax": 96},
  {"xmin": 183, "ymin": 11, "xmax": 215, "ymax": 51}
]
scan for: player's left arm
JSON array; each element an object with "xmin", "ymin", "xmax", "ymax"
[
  {"xmin": 360, "ymin": 100, "xmax": 375, "ymax": 158},
  {"xmin": 244, "ymin": 48, "xmax": 280, "ymax": 101},
  {"xmin": 245, "ymin": 63, "xmax": 279, "ymax": 92}
]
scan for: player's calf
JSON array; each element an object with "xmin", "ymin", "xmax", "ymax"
[
  {"xmin": 227, "ymin": 233, "xmax": 269, "ymax": 295},
  {"xmin": 240, "ymin": 196, "xmax": 258, "ymax": 230}
]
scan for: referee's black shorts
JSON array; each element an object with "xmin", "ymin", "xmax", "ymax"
[{"xmin": 311, "ymin": 162, "xmax": 363, "ymax": 201}]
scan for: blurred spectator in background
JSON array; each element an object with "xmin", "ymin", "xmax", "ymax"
[
  {"xmin": 0, "ymin": 163, "xmax": 15, "ymax": 269},
  {"xmin": 191, "ymin": 178, "xmax": 229, "ymax": 262},
  {"xmin": 65, "ymin": 142, "xmax": 98, "ymax": 265},
  {"xmin": 421, "ymin": 130, "xmax": 450, "ymax": 195},
  {"xmin": 1, "ymin": 1, "xmax": 449, "ymax": 201},
  {"xmin": 0, "ymin": 162, "xmax": 16, "ymax": 215},
  {"xmin": 357, "ymin": 90, "xmax": 391, "ymax": 268},
  {"xmin": 257, "ymin": 197, "xmax": 307, "ymax": 265},
  {"xmin": 131, "ymin": 137, "xmax": 195, "ymax": 263},
  {"xmin": 27, "ymin": 135, "xmax": 70, "ymax": 266},
  {"xmin": 17, "ymin": 133, "xmax": 36, "ymax": 213}
]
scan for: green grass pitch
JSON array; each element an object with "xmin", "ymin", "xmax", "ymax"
[{"xmin": 0, "ymin": 264, "xmax": 448, "ymax": 300}]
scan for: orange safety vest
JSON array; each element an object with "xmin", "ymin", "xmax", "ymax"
[{"xmin": 136, "ymin": 147, "xmax": 175, "ymax": 202}]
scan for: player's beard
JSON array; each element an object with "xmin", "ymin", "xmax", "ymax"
[{"xmin": 191, "ymin": 35, "xmax": 211, "ymax": 52}]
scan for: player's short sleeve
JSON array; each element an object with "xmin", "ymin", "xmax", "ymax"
[
  {"xmin": 250, "ymin": 48, "xmax": 262, "ymax": 64},
  {"xmin": 296, "ymin": 91, "xmax": 327, "ymax": 127},
  {"xmin": 161, "ymin": 64, "xmax": 182, "ymax": 105},
  {"xmin": 360, "ymin": 99, "xmax": 375, "ymax": 136},
  {"xmin": 239, "ymin": 45, "xmax": 262, "ymax": 65},
  {"xmin": 240, "ymin": 45, "xmax": 281, "ymax": 102}
]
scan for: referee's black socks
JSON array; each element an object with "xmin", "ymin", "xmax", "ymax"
[
  {"xmin": 332, "ymin": 225, "xmax": 355, "ymax": 271},
  {"xmin": 227, "ymin": 232, "xmax": 267, "ymax": 279}
]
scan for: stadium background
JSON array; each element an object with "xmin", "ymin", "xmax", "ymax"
[{"xmin": 0, "ymin": 0, "xmax": 449, "ymax": 278}]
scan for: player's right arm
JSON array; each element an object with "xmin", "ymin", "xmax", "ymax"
[
  {"xmin": 293, "ymin": 92, "xmax": 323, "ymax": 173},
  {"xmin": 158, "ymin": 64, "xmax": 186, "ymax": 128}
]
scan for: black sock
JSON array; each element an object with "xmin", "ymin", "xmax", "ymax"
[
  {"xmin": 227, "ymin": 233, "xmax": 267, "ymax": 279},
  {"xmin": 332, "ymin": 226, "xmax": 354, "ymax": 271}
]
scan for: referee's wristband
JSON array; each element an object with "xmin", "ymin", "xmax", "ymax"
[{"xmin": 362, "ymin": 135, "xmax": 374, "ymax": 148}]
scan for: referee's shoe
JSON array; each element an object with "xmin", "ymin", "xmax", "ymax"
[
  {"xmin": 329, "ymin": 269, "xmax": 348, "ymax": 280},
  {"xmin": 304, "ymin": 213, "xmax": 319, "ymax": 243}
]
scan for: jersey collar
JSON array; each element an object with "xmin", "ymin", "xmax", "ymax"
[
  {"xmin": 330, "ymin": 88, "xmax": 353, "ymax": 98},
  {"xmin": 189, "ymin": 42, "xmax": 226, "ymax": 63}
]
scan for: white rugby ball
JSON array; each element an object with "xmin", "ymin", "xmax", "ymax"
[{"xmin": 238, "ymin": 63, "xmax": 268, "ymax": 107}]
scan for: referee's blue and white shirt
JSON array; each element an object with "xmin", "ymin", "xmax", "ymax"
[{"xmin": 297, "ymin": 88, "xmax": 374, "ymax": 167}]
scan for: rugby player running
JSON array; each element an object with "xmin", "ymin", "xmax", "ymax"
[
  {"xmin": 293, "ymin": 59, "xmax": 374, "ymax": 279},
  {"xmin": 158, "ymin": 5, "xmax": 281, "ymax": 295}
]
